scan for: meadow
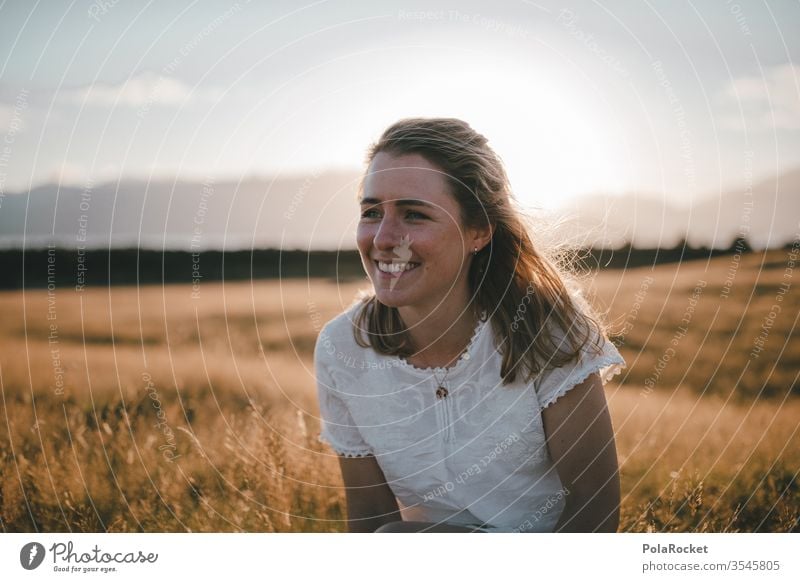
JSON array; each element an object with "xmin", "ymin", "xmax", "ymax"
[{"xmin": 0, "ymin": 248, "xmax": 797, "ymax": 532}]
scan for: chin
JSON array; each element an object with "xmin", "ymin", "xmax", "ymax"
[{"xmin": 372, "ymin": 288, "xmax": 411, "ymax": 308}]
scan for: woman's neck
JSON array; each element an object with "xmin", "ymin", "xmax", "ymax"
[{"xmin": 398, "ymin": 301, "xmax": 480, "ymax": 369}]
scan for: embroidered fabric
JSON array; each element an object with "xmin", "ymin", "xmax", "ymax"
[
  {"xmin": 315, "ymin": 350, "xmax": 375, "ymax": 457},
  {"xmin": 314, "ymin": 299, "xmax": 627, "ymax": 532},
  {"xmin": 533, "ymin": 319, "xmax": 627, "ymax": 410},
  {"xmin": 395, "ymin": 311, "xmax": 488, "ymax": 374}
]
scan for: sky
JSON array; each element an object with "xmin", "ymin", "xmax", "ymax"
[{"xmin": 0, "ymin": 0, "xmax": 798, "ymax": 211}]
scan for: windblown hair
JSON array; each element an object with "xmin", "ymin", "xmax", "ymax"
[{"xmin": 352, "ymin": 117, "xmax": 608, "ymax": 385}]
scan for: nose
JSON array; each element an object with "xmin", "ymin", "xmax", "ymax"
[{"xmin": 372, "ymin": 213, "xmax": 405, "ymax": 252}]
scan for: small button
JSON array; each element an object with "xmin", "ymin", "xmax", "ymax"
[{"xmin": 462, "ymin": 353, "xmax": 470, "ymax": 360}]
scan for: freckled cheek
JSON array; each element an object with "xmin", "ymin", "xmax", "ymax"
[
  {"xmin": 356, "ymin": 225, "xmax": 375, "ymax": 253},
  {"xmin": 411, "ymin": 234, "xmax": 456, "ymax": 266},
  {"xmin": 435, "ymin": 238, "xmax": 466, "ymax": 264}
]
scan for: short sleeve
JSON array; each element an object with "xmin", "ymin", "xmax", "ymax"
[
  {"xmin": 534, "ymin": 322, "xmax": 626, "ymax": 410},
  {"xmin": 314, "ymin": 333, "xmax": 374, "ymax": 457}
]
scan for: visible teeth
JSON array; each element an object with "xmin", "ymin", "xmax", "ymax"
[{"xmin": 378, "ymin": 261, "xmax": 419, "ymax": 273}]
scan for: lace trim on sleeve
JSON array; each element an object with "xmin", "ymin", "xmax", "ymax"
[
  {"xmin": 317, "ymin": 431, "xmax": 374, "ymax": 458},
  {"xmin": 539, "ymin": 354, "xmax": 626, "ymax": 410}
]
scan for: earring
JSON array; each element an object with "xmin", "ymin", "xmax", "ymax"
[{"xmin": 473, "ymin": 246, "xmax": 478, "ymax": 256}]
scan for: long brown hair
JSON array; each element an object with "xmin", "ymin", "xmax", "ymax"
[{"xmin": 352, "ymin": 117, "xmax": 607, "ymax": 385}]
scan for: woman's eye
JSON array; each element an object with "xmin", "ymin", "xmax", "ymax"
[{"xmin": 359, "ymin": 208, "xmax": 426, "ymax": 220}]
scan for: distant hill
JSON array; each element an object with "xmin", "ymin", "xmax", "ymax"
[
  {"xmin": 0, "ymin": 169, "xmax": 362, "ymax": 250},
  {"xmin": 558, "ymin": 166, "xmax": 800, "ymax": 250},
  {"xmin": 1, "ymin": 166, "xmax": 797, "ymax": 250}
]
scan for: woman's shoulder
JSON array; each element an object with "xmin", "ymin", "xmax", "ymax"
[
  {"xmin": 318, "ymin": 300, "xmax": 358, "ymax": 334},
  {"xmin": 314, "ymin": 298, "xmax": 365, "ymax": 360},
  {"xmin": 533, "ymin": 314, "xmax": 626, "ymax": 407}
]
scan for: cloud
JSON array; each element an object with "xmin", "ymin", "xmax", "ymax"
[
  {"xmin": 719, "ymin": 63, "xmax": 800, "ymax": 131},
  {"xmin": 47, "ymin": 162, "xmax": 90, "ymax": 185},
  {"xmin": 46, "ymin": 161, "xmax": 121, "ymax": 186},
  {"xmin": 0, "ymin": 104, "xmax": 13, "ymax": 129},
  {"xmin": 0, "ymin": 88, "xmax": 31, "ymax": 135},
  {"xmin": 61, "ymin": 72, "xmax": 219, "ymax": 108}
]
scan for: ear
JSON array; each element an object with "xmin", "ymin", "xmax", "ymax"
[{"xmin": 467, "ymin": 221, "xmax": 494, "ymax": 253}]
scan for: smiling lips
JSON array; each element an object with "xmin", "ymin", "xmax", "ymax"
[{"xmin": 375, "ymin": 260, "xmax": 420, "ymax": 276}]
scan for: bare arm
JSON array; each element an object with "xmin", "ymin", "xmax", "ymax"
[
  {"xmin": 338, "ymin": 454, "xmax": 402, "ymax": 532},
  {"xmin": 541, "ymin": 372, "xmax": 620, "ymax": 532}
]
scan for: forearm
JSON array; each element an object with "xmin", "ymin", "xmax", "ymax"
[
  {"xmin": 542, "ymin": 373, "xmax": 622, "ymax": 533},
  {"xmin": 346, "ymin": 504, "xmax": 403, "ymax": 532},
  {"xmin": 338, "ymin": 455, "xmax": 404, "ymax": 532},
  {"xmin": 406, "ymin": 521, "xmax": 485, "ymax": 533},
  {"xmin": 372, "ymin": 520, "xmax": 485, "ymax": 533},
  {"xmin": 552, "ymin": 481, "xmax": 620, "ymax": 532},
  {"xmin": 345, "ymin": 489, "xmax": 403, "ymax": 532}
]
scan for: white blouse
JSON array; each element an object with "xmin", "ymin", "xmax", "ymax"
[{"xmin": 314, "ymin": 300, "xmax": 626, "ymax": 533}]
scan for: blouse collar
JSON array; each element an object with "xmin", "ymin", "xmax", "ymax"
[{"xmin": 396, "ymin": 310, "xmax": 489, "ymax": 376}]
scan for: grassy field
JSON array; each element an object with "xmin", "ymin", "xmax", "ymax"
[{"xmin": 0, "ymin": 248, "xmax": 797, "ymax": 532}]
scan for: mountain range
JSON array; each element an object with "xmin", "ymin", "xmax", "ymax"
[
  {"xmin": 0, "ymin": 167, "xmax": 797, "ymax": 250},
  {"xmin": 560, "ymin": 167, "xmax": 800, "ymax": 250}
]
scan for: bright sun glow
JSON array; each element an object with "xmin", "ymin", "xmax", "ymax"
[{"xmin": 310, "ymin": 45, "xmax": 633, "ymax": 211}]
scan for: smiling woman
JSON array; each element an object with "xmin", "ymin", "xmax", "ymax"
[
  {"xmin": 357, "ymin": 151, "xmax": 483, "ymax": 330},
  {"xmin": 314, "ymin": 117, "xmax": 626, "ymax": 533}
]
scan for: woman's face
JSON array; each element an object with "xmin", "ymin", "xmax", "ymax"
[{"xmin": 357, "ymin": 151, "xmax": 485, "ymax": 312}]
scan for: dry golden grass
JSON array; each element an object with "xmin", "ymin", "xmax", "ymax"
[
  {"xmin": 610, "ymin": 387, "xmax": 799, "ymax": 531},
  {"xmin": 0, "ymin": 250, "xmax": 797, "ymax": 531},
  {"xmin": 584, "ymin": 248, "xmax": 799, "ymax": 399}
]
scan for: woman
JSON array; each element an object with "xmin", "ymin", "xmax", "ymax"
[{"xmin": 314, "ymin": 118, "xmax": 626, "ymax": 533}]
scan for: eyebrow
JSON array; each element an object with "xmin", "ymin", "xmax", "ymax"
[{"xmin": 359, "ymin": 197, "xmax": 436, "ymax": 208}]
